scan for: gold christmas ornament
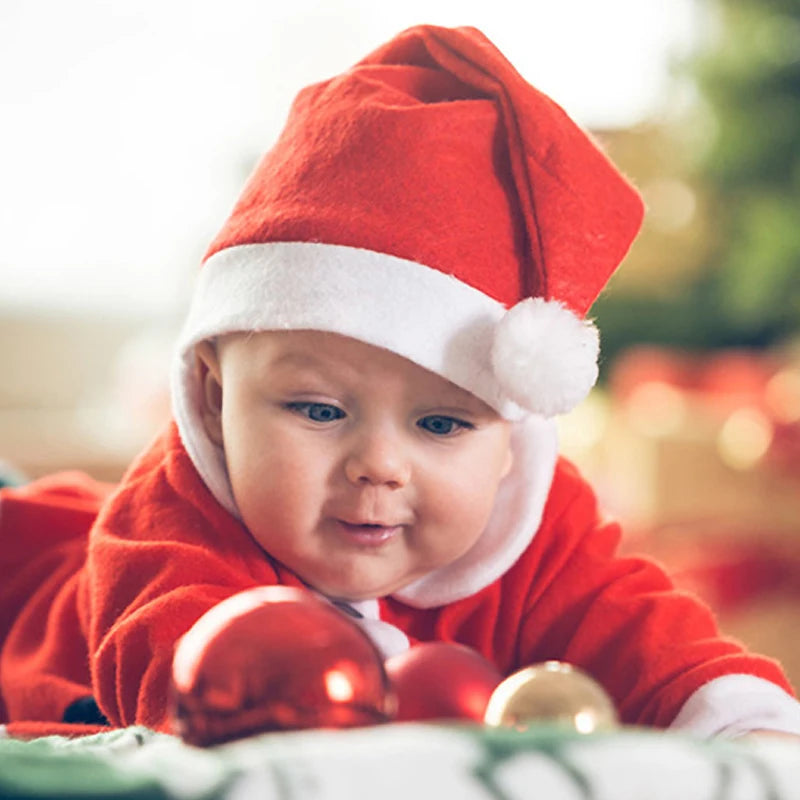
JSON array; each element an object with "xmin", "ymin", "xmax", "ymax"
[{"xmin": 483, "ymin": 661, "xmax": 618, "ymax": 734}]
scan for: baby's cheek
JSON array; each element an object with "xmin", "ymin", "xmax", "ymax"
[
  {"xmin": 460, "ymin": 473, "xmax": 505, "ymax": 532},
  {"xmin": 427, "ymin": 481, "xmax": 495, "ymax": 554}
]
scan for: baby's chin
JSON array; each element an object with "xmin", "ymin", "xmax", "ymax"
[
  {"xmin": 318, "ymin": 586, "xmax": 394, "ymax": 604},
  {"xmin": 297, "ymin": 554, "xmax": 440, "ymax": 604},
  {"xmin": 311, "ymin": 576, "xmax": 418, "ymax": 605}
]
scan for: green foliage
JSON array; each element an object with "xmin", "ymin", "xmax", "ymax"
[{"xmin": 595, "ymin": 0, "xmax": 800, "ymax": 366}]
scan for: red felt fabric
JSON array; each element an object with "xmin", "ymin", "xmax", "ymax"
[
  {"xmin": 3, "ymin": 721, "xmax": 113, "ymax": 740},
  {"xmin": 0, "ymin": 422, "xmax": 791, "ymax": 735},
  {"xmin": 204, "ymin": 25, "xmax": 643, "ymax": 316}
]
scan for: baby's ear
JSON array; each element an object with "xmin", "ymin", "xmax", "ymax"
[{"xmin": 195, "ymin": 340, "xmax": 224, "ymax": 445}]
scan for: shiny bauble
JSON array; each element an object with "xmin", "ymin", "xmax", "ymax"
[
  {"xmin": 385, "ymin": 642, "xmax": 502, "ymax": 722},
  {"xmin": 484, "ymin": 660, "xmax": 618, "ymax": 733},
  {"xmin": 170, "ymin": 586, "xmax": 393, "ymax": 746}
]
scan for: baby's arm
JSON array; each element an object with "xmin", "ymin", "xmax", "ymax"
[
  {"xmin": 81, "ymin": 426, "xmax": 284, "ymax": 731},
  {"xmin": 512, "ymin": 459, "xmax": 800, "ymax": 737},
  {"xmin": 87, "ymin": 578, "xmax": 253, "ymax": 730}
]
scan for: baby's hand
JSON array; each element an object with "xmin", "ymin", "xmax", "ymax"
[{"xmin": 738, "ymin": 729, "xmax": 800, "ymax": 743}]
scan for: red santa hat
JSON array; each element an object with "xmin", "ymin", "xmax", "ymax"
[{"xmin": 171, "ymin": 24, "xmax": 643, "ymax": 604}]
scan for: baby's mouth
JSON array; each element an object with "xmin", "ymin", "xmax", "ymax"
[{"xmin": 334, "ymin": 520, "xmax": 403, "ymax": 545}]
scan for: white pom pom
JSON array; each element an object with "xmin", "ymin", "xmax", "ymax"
[{"xmin": 491, "ymin": 297, "xmax": 600, "ymax": 417}]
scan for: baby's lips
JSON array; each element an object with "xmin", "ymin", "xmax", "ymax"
[
  {"xmin": 329, "ymin": 507, "xmax": 413, "ymax": 529},
  {"xmin": 339, "ymin": 519, "xmax": 401, "ymax": 529}
]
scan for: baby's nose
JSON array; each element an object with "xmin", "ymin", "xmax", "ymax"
[{"xmin": 344, "ymin": 431, "xmax": 411, "ymax": 489}]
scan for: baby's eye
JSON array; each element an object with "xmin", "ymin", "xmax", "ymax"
[
  {"xmin": 287, "ymin": 402, "xmax": 345, "ymax": 423},
  {"xmin": 417, "ymin": 415, "xmax": 473, "ymax": 436}
]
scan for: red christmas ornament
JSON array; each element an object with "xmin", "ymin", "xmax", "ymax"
[
  {"xmin": 170, "ymin": 586, "xmax": 393, "ymax": 746},
  {"xmin": 385, "ymin": 642, "xmax": 502, "ymax": 722}
]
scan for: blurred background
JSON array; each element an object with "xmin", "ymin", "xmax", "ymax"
[{"xmin": 2, "ymin": 0, "xmax": 800, "ymax": 685}]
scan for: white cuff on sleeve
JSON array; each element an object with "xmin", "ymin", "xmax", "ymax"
[{"xmin": 670, "ymin": 674, "xmax": 800, "ymax": 739}]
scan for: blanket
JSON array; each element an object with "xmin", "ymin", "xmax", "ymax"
[{"xmin": 2, "ymin": 723, "xmax": 800, "ymax": 799}]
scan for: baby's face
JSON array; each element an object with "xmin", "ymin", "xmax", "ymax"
[{"xmin": 197, "ymin": 330, "xmax": 513, "ymax": 601}]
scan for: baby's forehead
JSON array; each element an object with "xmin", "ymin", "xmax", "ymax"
[
  {"xmin": 224, "ymin": 329, "xmax": 424, "ymax": 381},
  {"xmin": 222, "ymin": 329, "xmax": 390, "ymax": 367},
  {"xmin": 220, "ymin": 329, "xmax": 496, "ymax": 411}
]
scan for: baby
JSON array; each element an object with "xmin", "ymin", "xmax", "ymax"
[{"xmin": 1, "ymin": 24, "xmax": 799, "ymax": 740}]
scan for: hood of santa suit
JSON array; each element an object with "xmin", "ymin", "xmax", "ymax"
[{"xmin": 170, "ymin": 24, "xmax": 644, "ymax": 609}]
